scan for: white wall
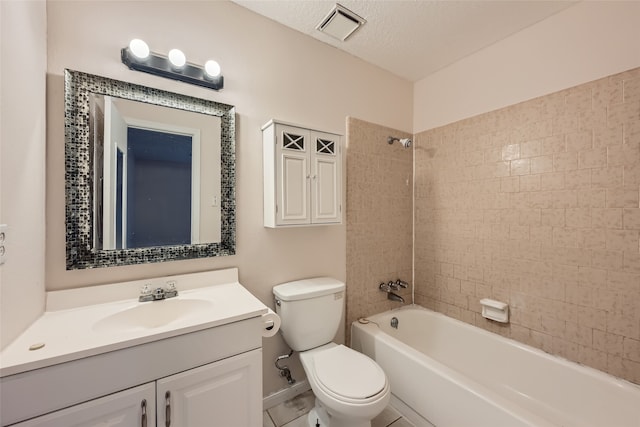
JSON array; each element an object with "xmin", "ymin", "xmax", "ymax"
[
  {"xmin": 414, "ymin": 1, "xmax": 640, "ymax": 132},
  {"xmin": 45, "ymin": 0, "xmax": 412, "ymax": 396},
  {"xmin": 0, "ymin": 0, "xmax": 47, "ymax": 349}
]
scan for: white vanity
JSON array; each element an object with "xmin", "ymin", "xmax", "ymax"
[{"xmin": 0, "ymin": 268, "xmax": 270, "ymax": 427}]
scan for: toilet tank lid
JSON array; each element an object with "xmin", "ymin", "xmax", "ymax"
[{"xmin": 273, "ymin": 277, "xmax": 345, "ymax": 301}]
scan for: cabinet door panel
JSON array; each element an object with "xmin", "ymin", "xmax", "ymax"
[
  {"xmin": 280, "ymin": 153, "xmax": 309, "ymax": 223},
  {"xmin": 313, "ymin": 157, "xmax": 339, "ymax": 221},
  {"xmin": 275, "ymin": 125, "xmax": 310, "ymax": 225},
  {"xmin": 311, "ymin": 131, "xmax": 341, "ymax": 224},
  {"xmin": 157, "ymin": 349, "xmax": 262, "ymax": 427},
  {"xmin": 12, "ymin": 383, "xmax": 155, "ymax": 427}
]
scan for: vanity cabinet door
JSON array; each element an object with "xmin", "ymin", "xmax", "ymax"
[
  {"xmin": 11, "ymin": 383, "xmax": 155, "ymax": 427},
  {"xmin": 156, "ymin": 349, "xmax": 262, "ymax": 427}
]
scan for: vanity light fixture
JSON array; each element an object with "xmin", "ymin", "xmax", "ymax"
[
  {"xmin": 121, "ymin": 39, "xmax": 224, "ymax": 91},
  {"xmin": 167, "ymin": 48, "xmax": 186, "ymax": 69},
  {"xmin": 128, "ymin": 39, "xmax": 150, "ymax": 60}
]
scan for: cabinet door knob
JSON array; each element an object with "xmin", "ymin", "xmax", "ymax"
[{"xmin": 165, "ymin": 391, "xmax": 171, "ymax": 427}]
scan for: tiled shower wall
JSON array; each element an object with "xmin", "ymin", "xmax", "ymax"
[
  {"xmin": 346, "ymin": 117, "xmax": 413, "ymax": 340},
  {"xmin": 414, "ymin": 67, "xmax": 640, "ymax": 384}
]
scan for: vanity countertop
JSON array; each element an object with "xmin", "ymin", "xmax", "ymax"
[{"xmin": 0, "ymin": 268, "xmax": 268, "ymax": 377}]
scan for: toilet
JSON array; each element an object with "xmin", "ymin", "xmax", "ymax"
[{"xmin": 273, "ymin": 277, "xmax": 390, "ymax": 427}]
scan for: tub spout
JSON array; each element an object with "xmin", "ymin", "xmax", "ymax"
[{"xmin": 387, "ymin": 292, "xmax": 404, "ymax": 303}]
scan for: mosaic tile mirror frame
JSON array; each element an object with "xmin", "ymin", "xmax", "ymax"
[{"xmin": 64, "ymin": 69, "xmax": 236, "ymax": 269}]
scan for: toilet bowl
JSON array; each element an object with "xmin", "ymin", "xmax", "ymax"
[
  {"xmin": 273, "ymin": 278, "xmax": 391, "ymax": 427},
  {"xmin": 300, "ymin": 343, "xmax": 390, "ymax": 427}
]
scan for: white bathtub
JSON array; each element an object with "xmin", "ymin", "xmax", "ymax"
[{"xmin": 351, "ymin": 306, "xmax": 640, "ymax": 427}]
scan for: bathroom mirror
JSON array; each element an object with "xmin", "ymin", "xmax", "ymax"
[{"xmin": 65, "ymin": 69, "xmax": 235, "ymax": 269}]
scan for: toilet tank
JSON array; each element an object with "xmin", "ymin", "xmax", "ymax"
[{"xmin": 273, "ymin": 277, "xmax": 345, "ymax": 351}]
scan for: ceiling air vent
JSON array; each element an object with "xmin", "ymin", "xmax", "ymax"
[{"xmin": 316, "ymin": 3, "xmax": 366, "ymax": 42}]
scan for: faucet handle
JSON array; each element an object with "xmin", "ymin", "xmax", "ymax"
[
  {"xmin": 164, "ymin": 280, "xmax": 178, "ymax": 298},
  {"xmin": 394, "ymin": 279, "xmax": 408, "ymax": 288},
  {"xmin": 139, "ymin": 284, "xmax": 154, "ymax": 302}
]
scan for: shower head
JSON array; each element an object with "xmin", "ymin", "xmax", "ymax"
[{"xmin": 388, "ymin": 136, "xmax": 412, "ymax": 148}]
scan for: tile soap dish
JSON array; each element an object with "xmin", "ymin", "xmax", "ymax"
[{"xmin": 480, "ymin": 298, "xmax": 509, "ymax": 323}]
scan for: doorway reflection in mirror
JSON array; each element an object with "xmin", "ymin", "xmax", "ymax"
[{"xmin": 90, "ymin": 94, "xmax": 221, "ymax": 250}]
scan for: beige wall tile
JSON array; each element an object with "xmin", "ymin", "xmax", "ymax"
[
  {"xmin": 591, "ymin": 249, "xmax": 624, "ymax": 270},
  {"xmin": 623, "ymin": 77, "xmax": 640, "ymax": 103},
  {"xmin": 566, "ymin": 130, "xmax": 593, "ymax": 152},
  {"xmin": 541, "ymin": 209, "xmax": 566, "ymax": 227},
  {"xmin": 623, "ymin": 251, "xmax": 640, "ymax": 274},
  {"xmin": 541, "ymin": 172, "xmax": 565, "ymax": 190},
  {"xmin": 501, "ymin": 176, "xmax": 520, "ymax": 193},
  {"xmin": 578, "ymin": 189, "xmax": 606, "ymax": 208},
  {"xmin": 623, "ymin": 338, "xmax": 640, "ymax": 363},
  {"xmin": 542, "ymin": 135, "xmax": 566, "ymax": 154},
  {"xmin": 608, "ymin": 143, "xmax": 640, "ymax": 167},
  {"xmin": 521, "ymin": 140, "xmax": 542, "ymax": 158},
  {"xmin": 520, "ymin": 175, "xmax": 541, "ymax": 192},
  {"xmin": 592, "ymin": 208, "xmax": 623, "ymax": 229},
  {"xmin": 511, "ymin": 159, "xmax": 531, "ymax": 176},
  {"xmin": 592, "ymin": 167, "xmax": 623, "ymax": 188},
  {"xmin": 408, "ymin": 67, "xmax": 640, "ymax": 385},
  {"xmin": 565, "ymin": 169, "xmax": 592, "ymax": 190},
  {"xmin": 608, "ymin": 101, "xmax": 640, "ymax": 127},
  {"xmin": 554, "ymin": 151, "xmax": 578, "ymax": 171},
  {"xmin": 606, "ymin": 229, "xmax": 640, "ymax": 252},
  {"xmin": 593, "ymin": 329, "xmax": 624, "ymax": 356},
  {"xmin": 531, "ymin": 155, "xmax": 554, "ymax": 174},
  {"xmin": 594, "ymin": 125, "xmax": 624, "ymax": 147},
  {"xmin": 579, "ymin": 147, "xmax": 608, "ymax": 169},
  {"xmin": 606, "ymin": 187, "xmax": 640, "ymax": 208},
  {"xmin": 578, "ymin": 229, "xmax": 606, "ymax": 250},
  {"xmin": 566, "ymin": 208, "xmax": 592, "ymax": 228},
  {"xmin": 502, "ymin": 143, "xmax": 520, "ymax": 161},
  {"xmin": 346, "ymin": 118, "xmax": 413, "ymax": 342},
  {"xmin": 624, "ymin": 163, "xmax": 640, "ymax": 188}
]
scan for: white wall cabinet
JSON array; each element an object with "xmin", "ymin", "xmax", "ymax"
[
  {"xmin": 263, "ymin": 120, "xmax": 342, "ymax": 227},
  {"xmin": 11, "ymin": 350, "xmax": 261, "ymax": 427}
]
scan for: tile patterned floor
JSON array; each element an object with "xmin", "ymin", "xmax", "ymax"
[{"xmin": 263, "ymin": 390, "xmax": 415, "ymax": 427}]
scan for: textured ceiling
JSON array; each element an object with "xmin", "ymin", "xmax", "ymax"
[{"xmin": 232, "ymin": 0, "xmax": 577, "ymax": 82}]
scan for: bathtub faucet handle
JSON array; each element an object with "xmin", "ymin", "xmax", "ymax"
[
  {"xmin": 379, "ymin": 282, "xmax": 391, "ymax": 292},
  {"xmin": 394, "ymin": 279, "xmax": 408, "ymax": 289}
]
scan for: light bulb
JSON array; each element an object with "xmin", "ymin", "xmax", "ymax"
[
  {"xmin": 168, "ymin": 49, "xmax": 186, "ymax": 68},
  {"xmin": 128, "ymin": 39, "xmax": 150, "ymax": 60},
  {"xmin": 204, "ymin": 60, "xmax": 221, "ymax": 78}
]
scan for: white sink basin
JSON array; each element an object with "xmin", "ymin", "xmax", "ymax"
[
  {"xmin": 92, "ymin": 298, "xmax": 214, "ymax": 332},
  {"xmin": 0, "ymin": 269, "xmax": 270, "ymax": 378}
]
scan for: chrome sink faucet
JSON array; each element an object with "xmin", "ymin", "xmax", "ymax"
[{"xmin": 139, "ymin": 281, "xmax": 178, "ymax": 302}]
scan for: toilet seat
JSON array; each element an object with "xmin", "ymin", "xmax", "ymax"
[{"xmin": 310, "ymin": 345, "xmax": 387, "ymax": 404}]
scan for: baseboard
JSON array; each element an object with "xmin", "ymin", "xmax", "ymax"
[{"xmin": 263, "ymin": 379, "xmax": 311, "ymax": 410}]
